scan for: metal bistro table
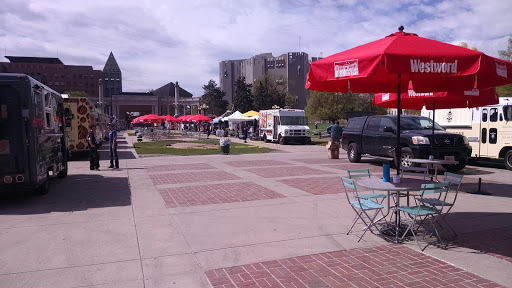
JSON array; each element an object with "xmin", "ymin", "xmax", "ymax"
[
  {"xmin": 407, "ymin": 159, "xmax": 459, "ymax": 181},
  {"xmin": 357, "ymin": 177, "xmax": 436, "ymax": 243}
]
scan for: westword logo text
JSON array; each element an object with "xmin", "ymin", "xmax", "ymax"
[{"xmin": 410, "ymin": 59, "xmax": 458, "ymax": 73}]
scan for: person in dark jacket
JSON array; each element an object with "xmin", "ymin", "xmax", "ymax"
[
  {"xmin": 107, "ymin": 123, "xmax": 119, "ymax": 169},
  {"xmin": 88, "ymin": 125, "xmax": 100, "ymax": 171},
  {"xmin": 326, "ymin": 121, "xmax": 343, "ymax": 142}
]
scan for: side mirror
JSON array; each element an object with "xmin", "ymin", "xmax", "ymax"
[{"xmin": 383, "ymin": 126, "xmax": 394, "ymax": 133}]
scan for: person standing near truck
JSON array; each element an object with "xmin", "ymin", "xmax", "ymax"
[
  {"xmin": 88, "ymin": 125, "xmax": 100, "ymax": 171},
  {"xmin": 107, "ymin": 123, "xmax": 119, "ymax": 169},
  {"xmin": 327, "ymin": 121, "xmax": 343, "ymax": 142}
]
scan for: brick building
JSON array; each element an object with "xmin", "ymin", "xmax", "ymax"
[{"xmin": 0, "ymin": 56, "xmax": 102, "ymax": 102}]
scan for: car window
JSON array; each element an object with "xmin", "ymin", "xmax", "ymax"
[
  {"xmin": 482, "ymin": 108, "xmax": 488, "ymax": 122},
  {"xmin": 346, "ymin": 118, "xmax": 363, "ymax": 129},
  {"xmin": 379, "ymin": 118, "xmax": 394, "ymax": 132},
  {"xmin": 490, "ymin": 108, "xmax": 498, "ymax": 122},
  {"xmin": 366, "ymin": 117, "xmax": 380, "ymax": 132}
]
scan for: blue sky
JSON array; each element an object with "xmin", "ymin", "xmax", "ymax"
[{"xmin": 1, "ymin": 0, "xmax": 511, "ymax": 97}]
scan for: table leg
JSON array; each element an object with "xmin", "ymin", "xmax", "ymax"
[{"xmin": 395, "ymin": 191, "xmax": 400, "ymax": 243}]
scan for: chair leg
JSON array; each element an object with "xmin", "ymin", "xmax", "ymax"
[
  {"xmin": 347, "ymin": 210, "xmax": 363, "ymax": 235},
  {"xmin": 357, "ymin": 209, "xmax": 382, "ymax": 242}
]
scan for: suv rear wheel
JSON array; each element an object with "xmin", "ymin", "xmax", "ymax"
[{"xmin": 347, "ymin": 143, "xmax": 361, "ymax": 163}]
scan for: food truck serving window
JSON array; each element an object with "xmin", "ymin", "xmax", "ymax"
[{"xmin": 504, "ymin": 106, "xmax": 512, "ymax": 122}]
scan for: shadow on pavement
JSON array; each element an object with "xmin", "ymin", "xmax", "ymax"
[
  {"xmin": 98, "ymin": 150, "xmax": 137, "ymax": 160},
  {"xmin": 458, "ymin": 181, "xmax": 512, "ymax": 198},
  {"xmin": 444, "ymin": 213, "xmax": 512, "ymax": 263},
  {"xmin": 0, "ymin": 174, "xmax": 131, "ymax": 215}
]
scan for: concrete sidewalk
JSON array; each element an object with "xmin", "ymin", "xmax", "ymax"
[{"xmin": 0, "ymin": 132, "xmax": 510, "ymax": 288}]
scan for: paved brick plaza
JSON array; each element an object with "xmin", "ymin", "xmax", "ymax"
[
  {"xmin": 158, "ymin": 182, "xmax": 285, "ymax": 208},
  {"xmin": 206, "ymin": 244, "xmax": 504, "ymax": 288}
]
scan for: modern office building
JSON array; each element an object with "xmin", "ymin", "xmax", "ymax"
[
  {"xmin": 219, "ymin": 52, "xmax": 310, "ymax": 109},
  {"xmin": 0, "ymin": 56, "xmax": 102, "ymax": 102}
]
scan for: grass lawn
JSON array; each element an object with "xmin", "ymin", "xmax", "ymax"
[
  {"xmin": 128, "ymin": 132, "xmax": 136, "ymax": 136},
  {"xmin": 134, "ymin": 140, "xmax": 275, "ymax": 155}
]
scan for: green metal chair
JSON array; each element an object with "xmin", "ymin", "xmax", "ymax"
[
  {"xmin": 347, "ymin": 169, "xmax": 388, "ymax": 200},
  {"xmin": 398, "ymin": 182, "xmax": 450, "ymax": 251},
  {"xmin": 421, "ymin": 172, "xmax": 463, "ymax": 236},
  {"xmin": 342, "ymin": 176, "xmax": 386, "ymax": 242}
]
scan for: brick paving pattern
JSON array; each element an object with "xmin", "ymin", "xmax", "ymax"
[
  {"xmin": 246, "ymin": 166, "xmax": 334, "ymax": 178},
  {"xmin": 146, "ymin": 163, "xmax": 217, "ymax": 173},
  {"xmin": 158, "ymin": 182, "xmax": 285, "ymax": 208},
  {"xmin": 224, "ymin": 160, "xmax": 292, "ymax": 168},
  {"xmin": 279, "ymin": 176, "xmax": 343, "ymax": 195},
  {"xmin": 150, "ymin": 170, "xmax": 241, "ymax": 185},
  {"xmin": 206, "ymin": 244, "xmax": 504, "ymax": 288}
]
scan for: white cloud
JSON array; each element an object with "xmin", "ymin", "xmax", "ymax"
[{"xmin": 1, "ymin": 0, "xmax": 511, "ymax": 97}]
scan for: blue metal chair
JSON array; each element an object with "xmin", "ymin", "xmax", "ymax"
[
  {"xmin": 398, "ymin": 182, "xmax": 450, "ymax": 251},
  {"xmin": 347, "ymin": 169, "xmax": 388, "ymax": 201},
  {"xmin": 421, "ymin": 172, "xmax": 463, "ymax": 236},
  {"xmin": 342, "ymin": 176, "xmax": 386, "ymax": 242}
]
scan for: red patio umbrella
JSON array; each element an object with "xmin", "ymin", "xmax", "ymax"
[
  {"xmin": 189, "ymin": 114, "xmax": 212, "ymax": 122},
  {"xmin": 373, "ymin": 82, "xmax": 499, "ymax": 110},
  {"xmin": 162, "ymin": 115, "xmax": 178, "ymax": 122},
  {"xmin": 140, "ymin": 114, "xmax": 164, "ymax": 123},
  {"xmin": 306, "ymin": 26, "xmax": 512, "ymax": 174}
]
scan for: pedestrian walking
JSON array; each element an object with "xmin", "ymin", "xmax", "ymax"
[
  {"xmin": 107, "ymin": 123, "xmax": 119, "ymax": 169},
  {"xmin": 88, "ymin": 124, "xmax": 100, "ymax": 171},
  {"xmin": 206, "ymin": 124, "xmax": 211, "ymax": 139},
  {"xmin": 326, "ymin": 121, "xmax": 343, "ymax": 143}
]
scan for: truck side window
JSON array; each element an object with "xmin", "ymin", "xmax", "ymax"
[
  {"xmin": 379, "ymin": 118, "xmax": 394, "ymax": 132},
  {"xmin": 366, "ymin": 118, "xmax": 380, "ymax": 132},
  {"xmin": 482, "ymin": 108, "xmax": 488, "ymax": 122},
  {"xmin": 489, "ymin": 108, "xmax": 498, "ymax": 122},
  {"xmin": 504, "ymin": 106, "xmax": 512, "ymax": 121}
]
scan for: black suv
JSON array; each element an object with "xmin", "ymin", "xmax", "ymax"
[{"xmin": 341, "ymin": 115, "xmax": 471, "ymax": 172}]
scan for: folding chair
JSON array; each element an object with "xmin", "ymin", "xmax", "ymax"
[
  {"xmin": 347, "ymin": 169, "xmax": 388, "ymax": 201},
  {"xmin": 341, "ymin": 176, "xmax": 386, "ymax": 242},
  {"xmin": 400, "ymin": 166, "xmax": 429, "ymax": 180},
  {"xmin": 421, "ymin": 172, "xmax": 463, "ymax": 236},
  {"xmin": 398, "ymin": 183, "xmax": 450, "ymax": 251}
]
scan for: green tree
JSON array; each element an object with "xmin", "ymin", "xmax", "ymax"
[
  {"xmin": 201, "ymin": 80, "xmax": 228, "ymax": 115},
  {"xmin": 233, "ymin": 77, "xmax": 253, "ymax": 112},
  {"xmin": 252, "ymin": 74, "xmax": 286, "ymax": 110},
  {"xmin": 497, "ymin": 37, "xmax": 512, "ymax": 98},
  {"xmin": 305, "ymin": 91, "xmax": 386, "ymax": 122},
  {"xmin": 305, "ymin": 90, "xmax": 356, "ymax": 122}
]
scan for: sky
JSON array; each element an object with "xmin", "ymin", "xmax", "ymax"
[{"xmin": 1, "ymin": 0, "xmax": 512, "ymax": 97}]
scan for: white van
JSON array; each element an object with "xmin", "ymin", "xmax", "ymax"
[{"xmin": 259, "ymin": 109, "xmax": 310, "ymax": 144}]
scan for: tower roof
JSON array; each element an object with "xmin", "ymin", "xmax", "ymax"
[{"xmin": 103, "ymin": 52, "xmax": 121, "ymax": 72}]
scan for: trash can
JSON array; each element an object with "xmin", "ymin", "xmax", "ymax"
[
  {"xmin": 220, "ymin": 138, "xmax": 231, "ymax": 155},
  {"xmin": 326, "ymin": 140, "xmax": 340, "ymax": 159}
]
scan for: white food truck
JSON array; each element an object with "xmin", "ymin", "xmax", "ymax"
[
  {"xmin": 422, "ymin": 98, "xmax": 512, "ymax": 170},
  {"xmin": 259, "ymin": 109, "xmax": 310, "ymax": 144}
]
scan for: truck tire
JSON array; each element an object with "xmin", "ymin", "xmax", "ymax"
[
  {"xmin": 399, "ymin": 147, "xmax": 417, "ymax": 168},
  {"xmin": 347, "ymin": 143, "xmax": 361, "ymax": 163},
  {"xmin": 35, "ymin": 172, "xmax": 49, "ymax": 195},
  {"xmin": 279, "ymin": 135, "xmax": 286, "ymax": 145},
  {"xmin": 263, "ymin": 134, "xmax": 270, "ymax": 143},
  {"xmin": 58, "ymin": 151, "xmax": 68, "ymax": 178},
  {"xmin": 505, "ymin": 150, "xmax": 512, "ymax": 171},
  {"xmin": 442, "ymin": 158, "xmax": 467, "ymax": 172}
]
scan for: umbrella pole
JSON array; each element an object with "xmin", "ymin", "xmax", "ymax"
[
  {"xmin": 396, "ymin": 74, "xmax": 401, "ymax": 175},
  {"xmin": 432, "ymin": 100, "xmax": 436, "ymax": 154}
]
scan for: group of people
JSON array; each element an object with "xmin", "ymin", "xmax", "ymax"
[{"xmin": 88, "ymin": 123, "xmax": 119, "ymax": 171}]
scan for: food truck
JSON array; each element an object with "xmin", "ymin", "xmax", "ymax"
[
  {"xmin": 422, "ymin": 98, "xmax": 512, "ymax": 170},
  {"xmin": 0, "ymin": 74, "xmax": 68, "ymax": 194},
  {"xmin": 63, "ymin": 95, "xmax": 108, "ymax": 155},
  {"xmin": 259, "ymin": 109, "xmax": 310, "ymax": 144}
]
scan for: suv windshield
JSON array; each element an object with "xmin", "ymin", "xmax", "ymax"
[
  {"xmin": 280, "ymin": 116, "xmax": 307, "ymax": 125},
  {"xmin": 400, "ymin": 117, "xmax": 444, "ymax": 131}
]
